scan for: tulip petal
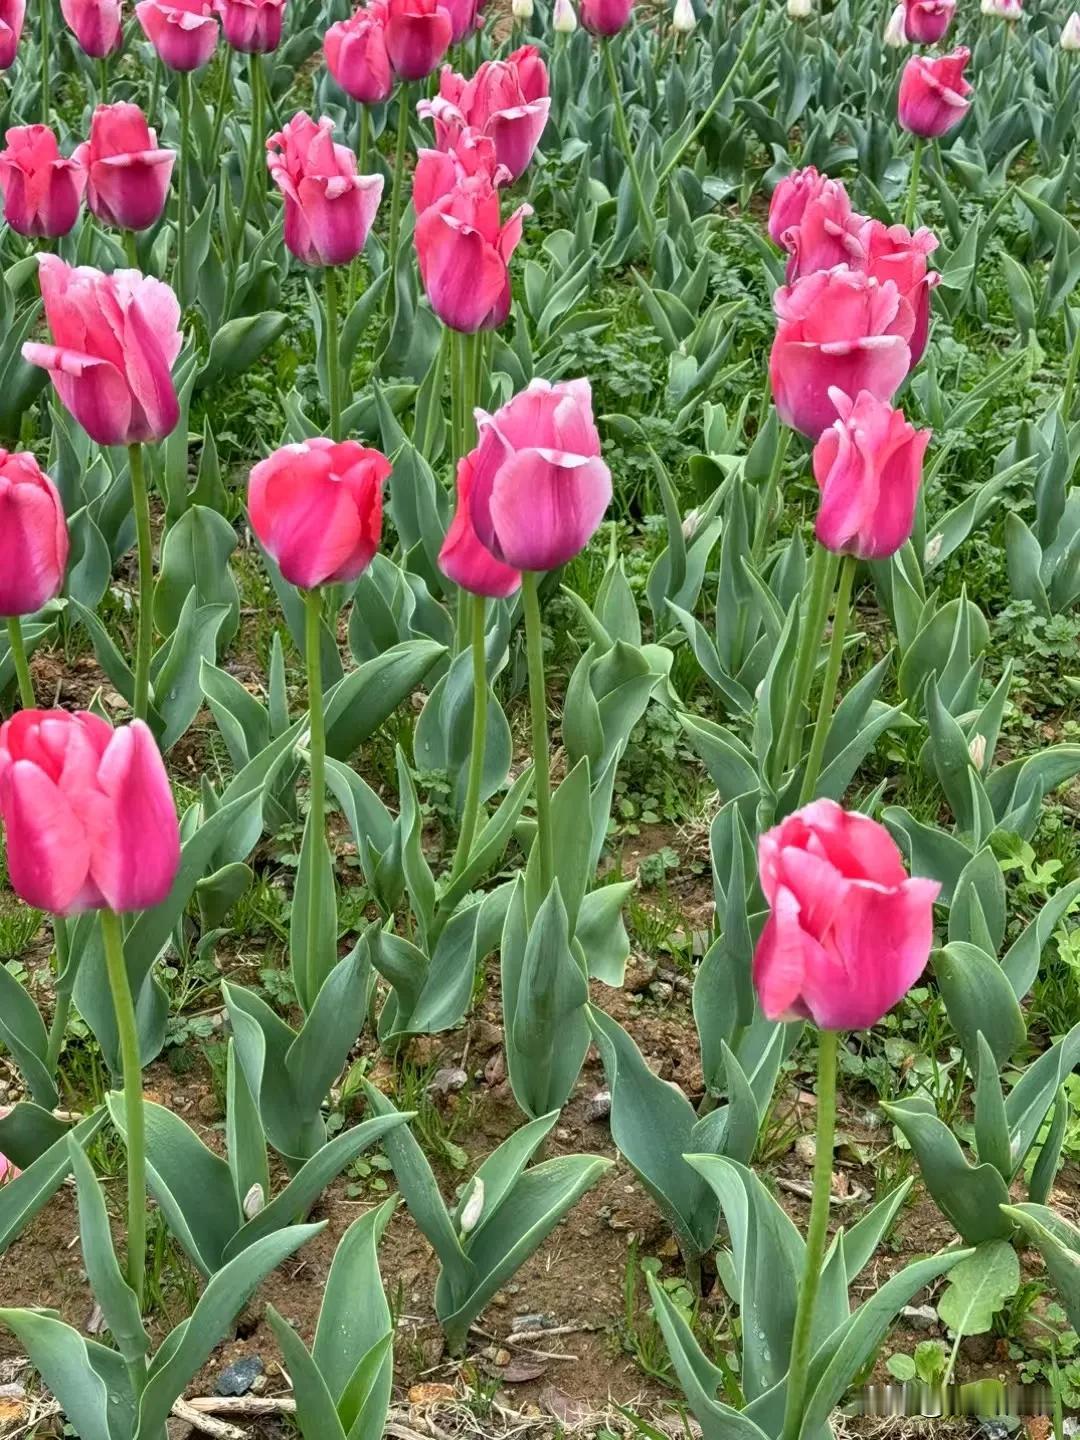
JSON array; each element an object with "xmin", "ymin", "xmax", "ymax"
[
  {"xmin": 22, "ymin": 342, "xmax": 134, "ymax": 447},
  {"xmin": 91, "ymin": 720, "xmax": 180, "ymax": 912},
  {"xmin": 487, "ymin": 448, "xmax": 611, "ymax": 571},
  {"xmin": 752, "ymin": 884, "xmax": 824, "ymax": 1022},
  {"xmin": 0, "ymin": 759, "xmax": 94, "ymax": 914}
]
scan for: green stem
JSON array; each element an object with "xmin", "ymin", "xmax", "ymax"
[
  {"xmin": 1062, "ymin": 307, "xmax": 1080, "ymax": 420},
  {"xmin": 387, "ymin": 81, "xmax": 411, "ymax": 299},
  {"xmin": 40, "ymin": 0, "xmax": 49, "ymax": 122},
  {"xmin": 324, "ymin": 263, "xmax": 343, "ymax": 440},
  {"xmin": 522, "ymin": 572, "xmax": 554, "ymax": 892},
  {"xmin": 751, "ymin": 423, "xmax": 790, "ymax": 563},
  {"xmin": 177, "ymin": 69, "xmax": 191, "ymax": 307},
  {"xmin": 100, "ymin": 908, "xmax": 147, "ymax": 1313},
  {"xmin": 233, "ymin": 53, "xmax": 264, "ymax": 253},
  {"xmin": 903, "ymin": 134, "xmax": 923, "ymax": 231},
  {"xmin": 602, "ymin": 38, "xmax": 655, "ymax": 248},
  {"xmin": 780, "ymin": 1028, "xmax": 839, "ymax": 1440},
  {"xmin": 357, "ymin": 103, "xmax": 370, "ymax": 175},
  {"xmin": 6, "ymin": 616, "xmax": 35, "ymax": 709},
  {"xmin": 127, "ymin": 444, "xmax": 154, "ymax": 724},
  {"xmin": 207, "ymin": 47, "xmax": 232, "ymax": 170},
  {"xmin": 98, "ymin": 55, "xmax": 109, "ymax": 104},
  {"xmin": 453, "ymin": 330, "xmax": 479, "ymax": 653},
  {"xmin": 303, "ymin": 589, "xmax": 327, "ymax": 1013},
  {"xmin": 776, "ymin": 543, "xmax": 838, "ymax": 770},
  {"xmin": 123, "ymin": 229, "xmax": 139, "ymax": 267},
  {"xmin": 44, "ymin": 919, "xmax": 71, "ymax": 1071},
  {"xmin": 656, "ymin": 0, "xmax": 769, "ymax": 185},
  {"xmin": 448, "ymin": 593, "xmax": 488, "ymax": 885},
  {"xmin": 798, "ymin": 552, "xmax": 855, "ymax": 806}
]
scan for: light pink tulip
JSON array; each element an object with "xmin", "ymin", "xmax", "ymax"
[
  {"xmin": 74, "ymin": 103, "xmax": 175, "ymax": 232},
  {"xmin": 135, "ymin": 0, "xmax": 218, "ymax": 69},
  {"xmin": 449, "ymin": 378, "xmax": 611, "ymax": 573},
  {"xmin": 754, "ymin": 798, "xmax": 940, "ymax": 1029},
  {"xmin": 24, "ymin": 255, "xmax": 183, "ymax": 447},
  {"xmin": 769, "ymin": 266, "xmax": 915, "ymax": 439},
  {"xmin": 418, "ymin": 47, "xmax": 549, "ymax": 183},
  {"xmin": 385, "ymin": 0, "xmax": 451, "ymax": 80},
  {"xmin": 0, "ymin": 126, "xmax": 86, "ymax": 238},
  {"xmin": 439, "ymin": 453, "xmax": 522, "ymax": 597},
  {"xmin": 898, "ymin": 47, "xmax": 972, "ymax": 137},
  {"xmin": 768, "ymin": 165, "xmax": 827, "ymax": 247},
  {"xmin": 812, "ymin": 388, "xmax": 930, "ymax": 559},
  {"xmin": 248, "ymin": 438, "xmax": 390, "ymax": 589},
  {"xmin": 0, "ymin": 451, "xmax": 69, "ymax": 617},
  {"xmin": 902, "ymin": 0, "xmax": 955, "ymax": 41},
  {"xmin": 780, "ymin": 177, "xmax": 866, "ymax": 282},
  {"xmin": 267, "ymin": 113, "xmax": 384, "ymax": 267},
  {"xmin": 324, "ymin": 1, "xmax": 393, "ymax": 103},
  {"xmin": 0, "ymin": 1148, "xmax": 20, "ymax": 1184},
  {"xmin": 579, "ymin": 0, "xmax": 631, "ymax": 33},
  {"xmin": 60, "ymin": 0, "xmax": 122, "ymax": 54},
  {"xmin": 0, "ymin": 0, "xmax": 25, "ymax": 67},
  {"xmin": 858, "ymin": 218, "xmax": 939, "ymax": 368},
  {"xmin": 0, "ymin": 711, "xmax": 180, "ymax": 916},
  {"xmin": 214, "ymin": 0, "xmax": 285, "ymax": 51}
]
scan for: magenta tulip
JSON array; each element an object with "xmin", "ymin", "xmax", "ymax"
[
  {"xmin": 780, "ymin": 177, "xmax": 865, "ymax": 282},
  {"xmin": 74, "ymin": 104, "xmax": 175, "ymax": 232},
  {"xmin": 440, "ymin": 0, "xmax": 480, "ymax": 40},
  {"xmin": 248, "ymin": 438, "xmax": 390, "ymax": 589},
  {"xmin": 0, "ymin": 1145, "xmax": 20, "ymax": 1185},
  {"xmin": 384, "ymin": 0, "xmax": 451, "ymax": 80},
  {"xmin": 0, "ymin": 0, "xmax": 25, "ymax": 67},
  {"xmin": 898, "ymin": 47, "xmax": 972, "ymax": 137},
  {"xmin": 267, "ymin": 113, "xmax": 384, "ymax": 267},
  {"xmin": 418, "ymin": 47, "xmax": 550, "ymax": 183},
  {"xmin": 859, "ymin": 219, "xmax": 940, "ymax": 368},
  {"xmin": 768, "ymin": 165, "xmax": 828, "ymax": 248},
  {"xmin": 754, "ymin": 799, "xmax": 940, "ymax": 1029},
  {"xmin": 0, "ymin": 126, "xmax": 86, "ymax": 238},
  {"xmin": 439, "ymin": 454, "xmax": 522, "ymax": 597},
  {"xmin": 902, "ymin": 0, "xmax": 955, "ymax": 42},
  {"xmin": 324, "ymin": 1, "xmax": 393, "ymax": 103},
  {"xmin": 769, "ymin": 267, "xmax": 915, "ymax": 439},
  {"xmin": 214, "ymin": 0, "xmax": 285, "ymax": 51},
  {"xmin": 60, "ymin": 0, "xmax": 122, "ymax": 53},
  {"xmin": 0, "ymin": 452, "xmax": 69, "ymax": 618},
  {"xmin": 135, "ymin": 0, "xmax": 219, "ymax": 69},
  {"xmin": 579, "ymin": 0, "xmax": 631, "ymax": 33},
  {"xmin": 0, "ymin": 711, "xmax": 180, "ymax": 917},
  {"xmin": 24, "ymin": 255, "xmax": 183, "ymax": 447}
]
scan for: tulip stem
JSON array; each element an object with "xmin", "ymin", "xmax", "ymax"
[
  {"xmin": 357, "ymin": 103, "xmax": 370, "ymax": 176},
  {"xmin": 903, "ymin": 136, "xmax": 923, "ymax": 230},
  {"xmin": 123, "ymin": 229, "xmax": 139, "ymax": 267},
  {"xmin": 602, "ymin": 39, "xmax": 654, "ymax": 249},
  {"xmin": 6, "ymin": 617, "xmax": 36, "ymax": 710},
  {"xmin": 780, "ymin": 1027, "xmax": 838, "ymax": 1440},
  {"xmin": 99, "ymin": 56, "xmax": 109, "ymax": 104},
  {"xmin": 233, "ymin": 53, "xmax": 265, "ymax": 255},
  {"xmin": 777, "ymin": 542, "xmax": 839, "ymax": 771},
  {"xmin": 522, "ymin": 572, "xmax": 554, "ymax": 893},
  {"xmin": 303, "ymin": 588, "xmax": 327, "ymax": 1013},
  {"xmin": 40, "ymin": 0, "xmax": 50, "ymax": 123},
  {"xmin": 177, "ymin": 69, "xmax": 191, "ymax": 309},
  {"xmin": 100, "ymin": 907, "xmax": 148, "ymax": 1314},
  {"xmin": 44, "ymin": 919, "xmax": 71, "ymax": 1071},
  {"xmin": 127, "ymin": 444, "xmax": 154, "ymax": 724},
  {"xmin": 324, "ymin": 264, "xmax": 343, "ymax": 440},
  {"xmin": 386, "ymin": 81, "xmax": 411, "ymax": 307},
  {"xmin": 1063, "ymin": 306, "xmax": 1080, "ymax": 420},
  {"xmin": 208, "ymin": 48, "xmax": 232, "ymax": 169},
  {"xmin": 751, "ymin": 421, "xmax": 790, "ymax": 564},
  {"xmin": 798, "ymin": 552, "xmax": 856, "ymax": 805},
  {"xmin": 447, "ymin": 593, "xmax": 489, "ymax": 887}
]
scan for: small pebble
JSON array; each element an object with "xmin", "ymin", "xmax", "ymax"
[
  {"xmin": 216, "ymin": 1355, "xmax": 264, "ymax": 1397},
  {"xmin": 585, "ymin": 1090, "xmax": 611, "ymax": 1123}
]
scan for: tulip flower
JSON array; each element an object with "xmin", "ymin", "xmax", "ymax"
[
  {"xmin": 60, "ymin": 0, "xmax": 122, "ymax": 54},
  {"xmin": 0, "ymin": 0, "xmax": 24, "ymax": 67},
  {"xmin": 384, "ymin": 0, "xmax": 451, "ymax": 79},
  {"xmin": 811, "ymin": 388, "xmax": 930, "ymax": 559},
  {"xmin": 754, "ymin": 799, "xmax": 940, "ymax": 1029},
  {"xmin": 0, "ymin": 451, "xmax": 69, "ymax": 618},
  {"xmin": 441, "ymin": 0, "xmax": 480, "ymax": 42},
  {"xmin": 214, "ymin": 0, "xmax": 285, "ymax": 49},
  {"xmin": 580, "ymin": 0, "xmax": 631, "ymax": 34},
  {"xmin": 902, "ymin": 0, "xmax": 954, "ymax": 42},
  {"xmin": 673, "ymin": 0, "xmax": 696, "ymax": 29},
  {"xmin": 787, "ymin": 0, "xmax": 812, "ymax": 17},
  {"xmin": 74, "ymin": 103, "xmax": 176, "ymax": 232},
  {"xmin": 0, "ymin": 126, "xmax": 87, "ymax": 238},
  {"xmin": 248, "ymin": 438, "xmax": 390, "ymax": 590},
  {"xmin": 780, "ymin": 178, "xmax": 865, "ymax": 281},
  {"xmin": 267, "ymin": 112, "xmax": 384, "ymax": 268},
  {"xmin": 897, "ymin": 47, "xmax": 972, "ymax": 137},
  {"xmin": 135, "ymin": 0, "xmax": 219, "ymax": 69},
  {"xmin": 884, "ymin": 4, "xmax": 907, "ymax": 43},
  {"xmin": 439, "ymin": 455, "xmax": 522, "ymax": 598},
  {"xmin": 1062, "ymin": 11, "xmax": 1080, "ymax": 48},
  {"xmin": 511, "ymin": 0, "xmax": 532, "ymax": 17},
  {"xmin": 767, "ymin": 165, "xmax": 827, "ymax": 247},
  {"xmin": 769, "ymin": 267, "xmax": 915, "ymax": 439},
  {"xmin": 0, "ymin": 1147, "xmax": 20, "ymax": 1185},
  {"xmin": 324, "ymin": 1, "xmax": 394, "ymax": 103},
  {"xmin": 983, "ymin": 0, "xmax": 1021, "ymax": 16},
  {"xmin": 418, "ymin": 48, "xmax": 549, "ymax": 183},
  {"xmin": 858, "ymin": 218, "xmax": 939, "ymax": 367},
  {"xmin": 553, "ymin": 0, "xmax": 576, "ymax": 30}
]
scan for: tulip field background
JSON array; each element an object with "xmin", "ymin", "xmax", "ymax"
[{"xmin": 4, "ymin": 0, "xmax": 1080, "ymax": 1432}]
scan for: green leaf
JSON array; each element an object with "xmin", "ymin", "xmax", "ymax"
[
  {"xmin": 1002, "ymin": 1204, "xmax": 1080, "ymax": 1332},
  {"xmin": 0, "ymin": 961, "xmax": 58, "ymax": 1110},
  {"xmin": 934, "ymin": 943, "xmax": 1026, "ymax": 1072},
  {"xmin": 0, "ymin": 1111, "xmax": 105, "ymax": 1256},
  {"xmin": 936, "ymin": 1240, "xmax": 1020, "ymax": 1336},
  {"xmin": 0, "ymin": 1310, "xmax": 131, "ymax": 1440},
  {"xmin": 881, "ymin": 1099, "xmax": 1012, "ymax": 1244},
  {"xmin": 266, "ymin": 1307, "xmax": 349, "ymax": 1440},
  {"xmin": 289, "ymin": 804, "xmax": 339, "ymax": 1014},
  {"xmin": 313, "ymin": 1198, "xmax": 396, "ymax": 1423},
  {"xmin": 68, "ymin": 1138, "xmax": 150, "ymax": 1363}
]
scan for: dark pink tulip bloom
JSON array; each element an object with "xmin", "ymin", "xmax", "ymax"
[
  {"xmin": 580, "ymin": 0, "xmax": 631, "ymax": 33},
  {"xmin": 135, "ymin": 0, "xmax": 219, "ymax": 70},
  {"xmin": 214, "ymin": 0, "xmax": 285, "ymax": 52},
  {"xmin": 769, "ymin": 266, "xmax": 915, "ymax": 439},
  {"xmin": 248, "ymin": 438, "xmax": 390, "ymax": 589},
  {"xmin": 768, "ymin": 165, "xmax": 827, "ymax": 247},
  {"xmin": 24, "ymin": 255, "xmax": 183, "ymax": 447},
  {"xmin": 440, "ymin": 0, "xmax": 480, "ymax": 40},
  {"xmin": 781, "ymin": 178, "xmax": 866, "ymax": 282},
  {"xmin": 0, "ymin": 451, "xmax": 69, "ymax": 617},
  {"xmin": 60, "ymin": 0, "xmax": 122, "ymax": 54},
  {"xmin": 902, "ymin": 0, "xmax": 955, "ymax": 42},
  {"xmin": 0, "ymin": 126, "xmax": 86, "ymax": 238},
  {"xmin": 898, "ymin": 47, "xmax": 972, "ymax": 137},
  {"xmin": 858, "ymin": 218, "xmax": 940, "ymax": 368},
  {"xmin": 0, "ymin": 0, "xmax": 25, "ymax": 67},
  {"xmin": 439, "ymin": 453, "xmax": 521, "ymax": 597},
  {"xmin": 385, "ymin": 0, "xmax": 451, "ymax": 80},
  {"xmin": 74, "ymin": 103, "xmax": 175, "ymax": 232},
  {"xmin": 418, "ymin": 46, "xmax": 549, "ymax": 183},
  {"xmin": 324, "ymin": 1, "xmax": 393, "ymax": 103},
  {"xmin": 267, "ymin": 112, "xmax": 384, "ymax": 266},
  {"xmin": 0, "ymin": 711, "xmax": 180, "ymax": 916}
]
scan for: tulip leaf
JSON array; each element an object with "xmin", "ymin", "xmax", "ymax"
[
  {"xmin": 882, "ymin": 1098, "xmax": 1012, "ymax": 1244},
  {"xmin": 0, "ymin": 961, "xmax": 57, "ymax": 1110},
  {"xmin": 266, "ymin": 1308, "xmax": 349, "ymax": 1440},
  {"xmin": 1002, "ymin": 1204, "xmax": 1080, "ymax": 1332},
  {"xmin": 934, "ymin": 942, "xmax": 1026, "ymax": 1072},
  {"xmin": 0, "ymin": 1309, "xmax": 132, "ymax": 1440},
  {"xmin": 0, "ymin": 1110, "xmax": 105, "ymax": 1257},
  {"xmin": 68, "ymin": 1138, "xmax": 150, "ymax": 1364},
  {"xmin": 313, "ymin": 1197, "xmax": 397, "ymax": 1418}
]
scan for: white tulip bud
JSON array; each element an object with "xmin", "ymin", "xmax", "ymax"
[
  {"xmin": 682, "ymin": 507, "xmax": 701, "ymax": 539},
  {"xmin": 553, "ymin": 0, "xmax": 577, "ymax": 31},
  {"xmin": 513, "ymin": 0, "xmax": 534, "ymax": 16},
  {"xmin": 459, "ymin": 1178, "xmax": 485, "ymax": 1236},
  {"xmin": 673, "ymin": 0, "xmax": 697, "ymax": 29},
  {"xmin": 884, "ymin": 4, "xmax": 908, "ymax": 45},
  {"xmin": 924, "ymin": 531, "xmax": 944, "ymax": 565},
  {"xmin": 968, "ymin": 733, "xmax": 987, "ymax": 770},
  {"xmin": 1062, "ymin": 12, "xmax": 1080, "ymax": 47},
  {"xmin": 788, "ymin": 0, "xmax": 813, "ymax": 18},
  {"xmin": 243, "ymin": 1183, "xmax": 266, "ymax": 1219},
  {"xmin": 980, "ymin": 0, "xmax": 996, "ymax": 14}
]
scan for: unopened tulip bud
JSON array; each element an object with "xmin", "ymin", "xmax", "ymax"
[
  {"xmin": 459, "ymin": 1178, "xmax": 485, "ymax": 1235},
  {"xmin": 884, "ymin": 4, "xmax": 907, "ymax": 43},
  {"xmin": 1061, "ymin": 11, "xmax": 1080, "ymax": 47},
  {"xmin": 553, "ymin": 0, "xmax": 576, "ymax": 31},
  {"xmin": 243, "ymin": 1183, "xmax": 266, "ymax": 1219},
  {"xmin": 512, "ymin": 0, "xmax": 533, "ymax": 15},
  {"xmin": 924, "ymin": 531, "xmax": 943, "ymax": 565},
  {"xmin": 968, "ymin": 733, "xmax": 987, "ymax": 770},
  {"xmin": 682, "ymin": 507, "xmax": 701, "ymax": 539},
  {"xmin": 673, "ymin": 0, "xmax": 696, "ymax": 30},
  {"xmin": 788, "ymin": 0, "xmax": 812, "ymax": 17}
]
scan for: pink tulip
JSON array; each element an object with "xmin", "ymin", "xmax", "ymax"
[
  {"xmin": 324, "ymin": 1, "xmax": 393, "ymax": 103},
  {"xmin": 135, "ymin": 0, "xmax": 218, "ymax": 69},
  {"xmin": 384, "ymin": 0, "xmax": 451, "ymax": 80},
  {"xmin": 440, "ymin": 0, "xmax": 480, "ymax": 40},
  {"xmin": 0, "ymin": 126, "xmax": 87, "ymax": 238},
  {"xmin": 439, "ymin": 453, "xmax": 522, "ymax": 597},
  {"xmin": 902, "ymin": 0, "xmax": 955, "ymax": 42},
  {"xmin": 0, "ymin": 451, "xmax": 69, "ymax": 617},
  {"xmin": 769, "ymin": 267, "xmax": 915, "ymax": 440},
  {"xmin": 767, "ymin": 165, "xmax": 828, "ymax": 247},
  {"xmin": 73, "ymin": 104, "xmax": 175, "ymax": 232},
  {"xmin": 754, "ymin": 799, "xmax": 940, "ymax": 1029},
  {"xmin": 214, "ymin": 0, "xmax": 285, "ymax": 51},
  {"xmin": 248, "ymin": 438, "xmax": 390, "ymax": 589},
  {"xmin": 780, "ymin": 178, "xmax": 866, "ymax": 282},
  {"xmin": 0, "ymin": 711, "xmax": 181, "ymax": 917},
  {"xmin": 0, "ymin": 0, "xmax": 25, "ymax": 67},
  {"xmin": 0, "ymin": 1149, "xmax": 20, "ymax": 1185},
  {"xmin": 413, "ymin": 128, "xmax": 502, "ymax": 210},
  {"xmin": 418, "ymin": 47, "xmax": 550, "ymax": 183},
  {"xmin": 858, "ymin": 218, "xmax": 939, "ymax": 368},
  {"xmin": 898, "ymin": 47, "xmax": 972, "ymax": 137},
  {"xmin": 812, "ymin": 388, "xmax": 930, "ymax": 559},
  {"xmin": 579, "ymin": 0, "xmax": 632, "ymax": 33},
  {"xmin": 448, "ymin": 378, "xmax": 611, "ymax": 573},
  {"xmin": 60, "ymin": 0, "xmax": 122, "ymax": 53},
  {"xmin": 267, "ymin": 113, "xmax": 384, "ymax": 267},
  {"xmin": 24, "ymin": 255, "xmax": 183, "ymax": 447}
]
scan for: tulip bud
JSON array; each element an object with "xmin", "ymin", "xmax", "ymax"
[
  {"xmin": 512, "ymin": 0, "xmax": 532, "ymax": 16},
  {"xmin": 980, "ymin": 0, "xmax": 995, "ymax": 14},
  {"xmin": 459, "ymin": 1178, "xmax": 485, "ymax": 1235},
  {"xmin": 924, "ymin": 531, "xmax": 943, "ymax": 565},
  {"xmin": 884, "ymin": 3, "xmax": 906, "ymax": 42},
  {"xmin": 1062, "ymin": 11, "xmax": 1080, "ymax": 47},
  {"xmin": 673, "ymin": 0, "xmax": 696, "ymax": 29},
  {"xmin": 553, "ymin": 0, "xmax": 576, "ymax": 31},
  {"xmin": 682, "ymin": 507, "xmax": 701, "ymax": 539},
  {"xmin": 243, "ymin": 1183, "xmax": 266, "ymax": 1219},
  {"xmin": 788, "ymin": 0, "xmax": 812, "ymax": 17},
  {"xmin": 968, "ymin": 733, "xmax": 986, "ymax": 771}
]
